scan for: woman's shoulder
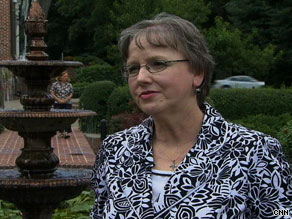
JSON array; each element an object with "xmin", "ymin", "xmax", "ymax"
[
  {"xmin": 227, "ymin": 121, "xmax": 279, "ymax": 144},
  {"xmin": 226, "ymin": 121, "xmax": 284, "ymax": 161},
  {"xmin": 51, "ymin": 81, "xmax": 59, "ymax": 86},
  {"xmin": 101, "ymin": 116, "xmax": 153, "ymax": 151}
]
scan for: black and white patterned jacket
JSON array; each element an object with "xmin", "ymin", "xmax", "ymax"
[
  {"xmin": 50, "ymin": 81, "xmax": 73, "ymax": 104},
  {"xmin": 91, "ymin": 103, "xmax": 292, "ymax": 219}
]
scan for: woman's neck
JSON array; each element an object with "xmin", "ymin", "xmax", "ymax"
[{"xmin": 153, "ymin": 105, "xmax": 204, "ymax": 148}]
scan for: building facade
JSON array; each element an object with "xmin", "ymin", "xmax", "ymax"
[
  {"xmin": 0, "ymin": 0, "xmax": 21, "ymax": 102},
  {"xmin": 0, "ymin": 0, "xmax": 14, "ymax": 60}
]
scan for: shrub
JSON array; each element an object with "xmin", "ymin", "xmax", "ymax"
[
  {"xmin": 109, "ymin": 112, "xmax": 148, "ymax": 134},
  {"xmin": 106, "ymin": 85, "xmax": 148, "ymax": 133},
  {"xmin": 79, "ymin": 80, "xmax": 116, "ymax": 133},
  {"xmin": 0, "ymin": 199, "xmax": 21, "ymax": 218},
  {"xmin": 75, "ymin": 63, "xmax": 124, "ymax": 86},
  {"xmin": 107, "ymin": 85, "xmax": 133, "ymax": 117},
  {"xmin": 71, "ymin": 55, "xmax": 106, "ymax": 66},
  {"xmin": 53, "ymin": 190, "xmax": 94, "ymax": 218},
  {"xmin": 72, "ymin": 82, "xmax": 91, "ymax": 98},
  {"xmin": 0, "ymin": 190, "xmax": 95, "ymax": 219},
  {"xmin": 232, "ymin": 113, "xmax": 292, "ymax": 138},
  {"xmin": 209, "ymin": 88, "xmax": 292, "ymax": 120},
  {"xmin": 278, "ymin": 120, "xmax": 292, "ymax": 165}
]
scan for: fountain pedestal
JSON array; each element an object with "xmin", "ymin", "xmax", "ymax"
[{"xmin": 16, "ymin": 131, "xmax": 58, "ymax": 175}]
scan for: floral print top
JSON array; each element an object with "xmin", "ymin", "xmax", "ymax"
[
  {"xmin": 90, "ymin": 103, "xmax": 292, "ymax": 219},
  {"xmin": 50, "ymin": 81, "xmax": 73, "ymax": 104}
]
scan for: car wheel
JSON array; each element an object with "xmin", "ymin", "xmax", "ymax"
[{"xmin": 221, "ymin": 85, "xmax": 231, "ymax": 89}]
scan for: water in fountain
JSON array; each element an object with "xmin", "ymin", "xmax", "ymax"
[{"xmin": 0, "ymin": 1, "xmax": 96, "ymax": 218}]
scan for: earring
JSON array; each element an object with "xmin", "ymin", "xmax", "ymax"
[{"xmin": 195, "ymin": 87, "xmax": 201, "ymax": 94}]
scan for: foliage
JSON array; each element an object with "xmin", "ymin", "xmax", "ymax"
[
  {"xmin": 70, "ymin": 56, "xmax": 107, "ymax": 66},
  {"xmin": 0, "ymin": 190, "xmax": 95, "ymax": 219},
  {"xmin": 47, "ymin": 0, "xmax": 98, "ymax": 59},
  {"xmin": 0, "ymin": 200, "xmax": 21, "ymax": 218},
  {"xmin": 72, "ymin": 82, "xmax": 91, "ymax": 98},
  {"xmin": 47, "ymin": 0, "xmax": 210, "ymax": 64},
  {"xmin": 75, "ymin": 64, "xmax": 124, "ymax": 86},
  {"xmin": 232, "ymin": 113, "xmax": 292, "ymax": 138},
  {"xmin": 107, "ymin": 85, "xmax": 133, "ymax": 117},
  {"xmin": 109, "ymin": 112, "xmax": 148, "ymax": 134},
  {"xmin": 278, "ymin": 120, "xmax": 292, "ymax": 165},
  {"xmin": 205, "ymin": 17, "xmax": 282, "ymax": 81},
  {"xmin": 79, "ymin": 81, "xmax": 116, "ymax": 133},
  {"xmin": 209, "ymin": 88, "xmax": 292, "ymax": 120},
  {"xmin": 46, "ymin": 0, "xmax": 292, "ymax": 87},
  {"xmin": 225, "ymin": 0, "xmax": 292, "ymax": 86},
  {"xmin": 53, "ymin": 190, "xmax": 94, "ymax": 219}
]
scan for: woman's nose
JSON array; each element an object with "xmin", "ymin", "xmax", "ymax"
[{"xmin": 136, "ymin": 66, "xmax": 152, "ymax": 83}]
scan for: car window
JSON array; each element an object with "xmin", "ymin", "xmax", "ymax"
[
  {"xmin": 241, "ymin": 76, "xmax": 257, "ymax": 82},
  {"xmin": 229, "ymin": 76, "xmax": 257, "ymax": 82},
  {"xmin": 240, "ymin": 77, "xmax": 251, "ymax": 82},
  {"xmin": 229, "ymin": 77, "xmax": 240, "ymax": 81}
]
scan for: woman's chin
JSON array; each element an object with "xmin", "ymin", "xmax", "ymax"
[{"xmin": 139, "ymin": 106, "xmax": 165, "ymax": 117}]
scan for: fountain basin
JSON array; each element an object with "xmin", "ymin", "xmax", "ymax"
[
  {"xmin": 0, "ymin": 109, "xmax": 96, "ymax": 132},
  {"xmin": 0, "ymin": 168, "xmax": 91, "ymax": 219},
  {"xmin": 0, "ymin": 60, "xmax": 82, "ymax": 78}
]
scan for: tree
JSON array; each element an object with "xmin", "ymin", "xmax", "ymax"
[
  {"xmin": 225, "ymin": 0, "xmax": 292, "ymax": 86},
  {"xmin": 205, "ymin": 17, "xmax": 281, "ymax": 82},
  {"xmin": 47, "ymin": 0, "xmax": 100, "ymax": 58}
]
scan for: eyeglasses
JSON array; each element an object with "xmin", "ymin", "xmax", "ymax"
[{"xmin": 123, "ymin": 59, "xmax": 189, "ymax": 78}]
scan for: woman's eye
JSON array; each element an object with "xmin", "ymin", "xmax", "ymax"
[
  {"xmin": 128, "ymin": 66, "xmax": 140, "ymax": 74},
  {"xmin": 150, "ymin": 61, "xmax": 166, "ymax": 69}
]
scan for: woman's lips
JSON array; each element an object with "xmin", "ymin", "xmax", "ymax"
[{"xmin": 140, "ymin": 91, "xmax": 159, "ymax": 100}]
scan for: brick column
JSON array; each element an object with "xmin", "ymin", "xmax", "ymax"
[{"xmin": 0, "ymin": 0, "xmax": 13, "ymax": 60}]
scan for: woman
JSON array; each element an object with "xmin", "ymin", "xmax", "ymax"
[
  {"xmin": 50, "ymin": 70, "xmax": 74, "ymax": 138},
  {"xmin": 91, "ymin": 13, "xmax": 292, "ymax": 218}
]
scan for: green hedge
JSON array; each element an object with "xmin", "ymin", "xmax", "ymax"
[
  {"xmin": 107, "ymin": 85, "xmax": 147, "ymax": 133},
  {"xmin": 232, "ymin": 113, "xmax": 292, "ymax": 138},
  {"xmin": 71, "ymin": 55, "xmax": 107, "ymax": 66},
  {"xmin": 72, "ymin": 82, "xmax": 91, "ymax": 98},
  {"xmin": 209, "ymin": 88, "xmax": 292, "ymax": 120},
  {"xmin": 107, "ymin": 85, "xmax": 133, "ymax": 117},
  {"xmin": 79, "ymin": 80, "xmax": 116, "ymax": 133},
  {"xmin": 107, "ymin": 88, "xmax": 292, "ymax": 121},
  {"xmin": 75, "ymin": 63, "xmax": 124, "ymax": 86},
  {"xmin": 278, "ymin": 120, "xmax": 292, "ymax": 165}
]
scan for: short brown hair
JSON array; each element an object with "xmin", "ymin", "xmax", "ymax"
[
  {"xmin": 56, "ymin": 70, "xmax": 70, "ymax": 82},
  {"xmin": 118, "ymin": 13, "xmax": 214, "ymax": 109}
]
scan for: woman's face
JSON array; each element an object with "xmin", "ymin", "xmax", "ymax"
[
  {"xmin": 127, "ymin": 36, "xmax": 203, "ymax": 117},
  {"xmin": 60, "ymin": 72, "xmax": 69, "ymax": 82}
]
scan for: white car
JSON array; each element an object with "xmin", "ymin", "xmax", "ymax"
[{"xmin": 213, "ymin": 75, "xmax": 265, "ymax": 89}]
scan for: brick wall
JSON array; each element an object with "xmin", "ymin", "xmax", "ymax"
[{"xmin": 0, "ymin": 0, "xmax": 12, "ymax": 60}]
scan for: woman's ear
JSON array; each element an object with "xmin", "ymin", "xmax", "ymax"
[{"xmin": 192, "ymin": 72, "xmax": 204, "ymax": 88}]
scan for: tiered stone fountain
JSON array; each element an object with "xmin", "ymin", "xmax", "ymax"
[{"xmin": 0, "ymin": 2, "xmax": 96, "ymax": 218}]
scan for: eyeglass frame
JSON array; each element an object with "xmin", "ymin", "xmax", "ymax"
[{"xmin": 122, "ymin": 59, "xmax": 189, "ymax": 78}]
